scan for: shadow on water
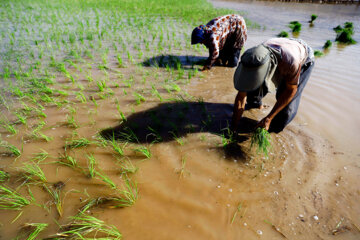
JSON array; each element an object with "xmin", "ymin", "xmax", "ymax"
[
  {"xmin": 100, "ymin": 101, "xmax": 258, "ymax": 159},
  {"xmin": 142, "ymin": 54, "xmax": 207, "ymax": 69}
]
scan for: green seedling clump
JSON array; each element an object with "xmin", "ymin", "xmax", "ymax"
[
  {"xmin": 333, "ymin": 22, "xmax": 356, "ymax": 44},
  {"xmin": 277, "ymin": 31, "xmax": 289, "ymax": 38},
  {"xmin": 250, "ymin": 128, "xmax": 271, "ymax": 157},
  {"xmin": 309, "ymin": 14, "xmax": 317, "ymax": 23},
  {"xmin": 289, "ymin": 21, "xmax": 302, "ymax": 33},
  {"xmin": 314, "ymin": 50, "xmax": 324, "ymax": 57},
  {"xmin": 323, "ymin": 40, "xmax": 332, "ymax": 49}
]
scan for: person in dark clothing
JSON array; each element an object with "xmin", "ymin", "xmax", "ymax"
[{"xmin": 191, "ymin": 14, "xmax": 247, "ymax": 70}]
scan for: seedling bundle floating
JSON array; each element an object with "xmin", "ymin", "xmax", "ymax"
[{"xmin": 333, "ymin": 22, "xmax": 356, "ymax": 44}]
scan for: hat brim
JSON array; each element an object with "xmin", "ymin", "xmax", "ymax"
[{"xmin": 233, "ymin": 60, "xmax": 271, "ymax": 92}]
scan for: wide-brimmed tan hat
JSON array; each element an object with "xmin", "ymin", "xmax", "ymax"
[{"xmin": 234, "ymin": 44, "xmax": 273, "ymax": 92}]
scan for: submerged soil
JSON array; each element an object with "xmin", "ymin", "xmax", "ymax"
[{"xmin": 1, "ymin": 1, "xmax": 360, "ymax": 240}]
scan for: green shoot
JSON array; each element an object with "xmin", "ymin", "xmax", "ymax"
[
  {"xmin": 231, "ymin": 202, "xmax": 247, "ymax": 224},
  {"xmin": 0, "ymin": 141, "xmax": 21, "ymax": 157},
  {"xmin": 0, "ymin": 169, "xmax": 10, "ymax": 182},
  {"xmin": 53, "ymin": 213, "xmax": 122, "ymax": 239},
  {"xmin": 0, "ymin": 185, "xmax": 31, "ymax": 210},
  {"xmin": 133, "ymin": 145, "xmax": 151, "ymax": 158},
  {"xmin": 277, "ymin": 31, "xmax": 289, "ymax": 38},
  {"xmin": 309, "ymin": 14, "xmax": 317, "ymax": 24},
  {"xmin": 65, "ymin": 138, "xmax": 91, "ymax": 150},
  {"xmin": 21, "ymin": 162, "xmax": 47, "ymax": 183},
  {"xmin": 250, "ymin": 128, "xmax": 272, "ymax": 157},
  {"xmin": 44, "ymin": 184, "xmax": 63, "ymax": 217},
  {"xmin": 289, "ymin": 21, "xmax": 302, "ymax": 33},
  {"xmin": 323, "ymin": 40, "xmax": 332, "ymax": 49},
  {"xmin": 31, "ymin": 150, "xmax": 49, "ymax": 163},
  {"xmin": 118, "ymin": 159, "xmax": 138, "ymax": 174},
  {"xmin": 87, "ymin": 154, "xmax": 97, "ymax": 178},
  {"xmin": 21, "ymin": 223, "xmax": 48, "ymax": 240},
  {"xmin": 96, "ymin": 170, "xmax": 117, "ymax": 189}
]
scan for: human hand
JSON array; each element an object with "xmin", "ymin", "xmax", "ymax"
[
  {"xmin": 256, "ymin": 117, "xmax": 271, "ymax": 131},
  {"xmin": 201, "ymin": 65, "xmax": 210, "ymax": 71}
]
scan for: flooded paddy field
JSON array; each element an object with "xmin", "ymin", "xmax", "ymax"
[{"xmin": 0, "ymin": 0, "xmax": 359, "ymax": 239}]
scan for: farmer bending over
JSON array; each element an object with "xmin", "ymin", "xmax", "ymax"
[
  {"xmin": 191, "ymin": 14, "xmax": 247, "ymax": 70},
  {"xmin": 232, "ymin": 38, "xmax": 315, "ymax": 133}
]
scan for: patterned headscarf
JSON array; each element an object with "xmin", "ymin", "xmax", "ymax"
[{"xmin": 191, "ymin": 25, "xmax": 206, "ymax": 45}]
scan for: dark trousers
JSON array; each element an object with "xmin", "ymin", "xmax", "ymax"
[
  {"xmin": 247, "ymin": 60, "xmax": 315, "ymax": 133},
  {"xmin": 219, "ymin": 34, "xmax": 241, "ymax": 67}
]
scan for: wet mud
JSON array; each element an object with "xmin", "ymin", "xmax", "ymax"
[{"xmin": 1, "ymin": 1, "xmax": 360, "ymax": 239}]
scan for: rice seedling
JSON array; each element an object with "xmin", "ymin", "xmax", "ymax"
[
  {"xmin": 20, "ymin": 223, "xmax": 48, "ymax": 240},
  {"xmin": 314, "ymin": 50, "xmax": 324, "ymax": 57},
  {"xmin": 111, "ymin": 137, "xmax": 127, "ymax": 157},
  {"xmin": 14, "ymin": 112, "xmax": 27, "ymax": 125},
  {"xmin": 323, "ymin": 40, "xmax": 332, "ymax": 49},
  {"xmin": 177, "ymin": 156, "xmax": 190, "ymax": 178},
  {"xmin": 0, "ymin": 169, "xmax": 10, "ymax": 182},
  {"xmin": 220, "ymin": 127, "xmax": 236, "ymax": 148},
  {"xmin": 75, "ymin": 91, "xmax": 87, "ymax": 103},
  {"xmin": 0, "ymin": 141, "xmax": 22, "ymax": 157},
  {"xmin": 66, "ymin": 114, "xmax": 79, "ymax": 129},
  {"xmin": 118, "ymin": 159, "xmax": 138, "ymax": 174},
  {"xmin": 96, "ymin": 79, "xmax": 107, "ymax": 92},
  {"xmin": 170, "ymin": 131, "xmax": 185, "ymax": 146},
  {"xmin": 116, "ymin": 175, "xmax": 138, "ymax": 207},
  {"xmin": 289, "ymin": 21, "xmax": 302, "ymax": 33},
  {"xmin": 95, "ymin": 170, "xmax": 117, "ymax": 189},
  {"xmin": 133, "ymin": 92, "xmax": 146, "ymax": 105},
  {"xmin": 31, "ymin": 150, "xmax": 49, "ymax": 163},
  {"xmin": 58, "ymin": 154, "xmax": 79, "ymax": 169},
  {"xmin": 65, "ymin": 138, "xmax": 91, "ymax": 150},
  {"xmin": 151, "ymin": 84, "xmax": 163, "ymax": 101},
  {"xmin": 333, "ymin": 22, "xmax": 356, "ymax": 44},
  {"xmin": 0, "ymin": 120, "xmax": 17, "ymax": 134},
  {"xmin": 53, "ymin": 212, "xmax": 122, "ymax": 239},
  {"xmin": 277, "ymin": 31, "xmax": 289, "ymax": 38},
  {"xmin": 117, "ymin": 54, "xmax": 124, "ymax": 67},
  {"xmin": 250, "ymin": 128, "xmax": 272, "ymax": 157},
  {"xmin": 43, "ymin": 184, "xmax": 63, "ymax": 217},
  {"xmin": 133, "ymin": 145, "xmax": 151, "ymax": 158},
  {"xmin": 0, "ymin": 185, "xmax": 31, "ymax": 210},
  {"xmin": 309, "ymin": 14, "xmax": 317, "ymax": 24},
  {"xmin": 231, "ymin": 202, "xmax": 247, "ymax": 224},
  {"xmin": 87, "ymin": 154, "xmax": 97, "ymax": 178},
  {"xmin": 21, "ymin": 162, "xmax": 47, "ymax": 183}
]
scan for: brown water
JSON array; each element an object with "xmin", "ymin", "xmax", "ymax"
[{"xmin": 1, "ymin": 1, "xmax": 360, "ymax": 240}]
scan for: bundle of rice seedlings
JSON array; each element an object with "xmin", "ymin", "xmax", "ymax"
[
  {"xmin": 21, "ymin": 223, "xmax": 48, "ymax": 240},
  {"xmin": 277, "ymin": 31, "xmax": 289, "ymax": 38},
  {"xmin": 52, "ymin": 213, "xmax": 122, "ymax": 239},
  {"xmin": 0, "ymin": 169, "xmax": 9, "ymax": 182},
  {"xmin": 323, "ymin": 40, "xmax": 332, "ymax": 49},
  {"xmin": 289, "ymin": 21, "xmax": 302, "ymax": 33},
  {"xmin": 309, "ymin": 14, "xmax": 317, "ymax": 24},
  {"xmin": 250, "ymin": 128, "xmax": 272, "ymax": 157},
  {"xmin": 0, "ymin": 185, "xmax": 31, "ymax": 210},
  {"xmin": 314, "ymin": 50, "xmax": 324, "ymax": 57},
  {"xmin": 334, "ymin": 22, "xmax": 356, "ymax": 44}
]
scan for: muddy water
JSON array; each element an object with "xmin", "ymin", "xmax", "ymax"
[{"xmin": 1, "ymin": 2, "xmax": 360, "ymax": 240}]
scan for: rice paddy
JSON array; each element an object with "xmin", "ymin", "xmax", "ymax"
[{"xmin": 0, "ymin": 0, "xmax": 262, "ymax": 238}]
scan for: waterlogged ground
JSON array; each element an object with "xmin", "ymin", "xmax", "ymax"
[{"xmin": 0, "ymin": 0, "xmax": 359, "ymax": 239}]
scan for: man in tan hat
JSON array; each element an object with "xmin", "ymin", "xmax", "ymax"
[{"xmin": 232, "ymin": 38, "xmax": 315, "ymax": 133}]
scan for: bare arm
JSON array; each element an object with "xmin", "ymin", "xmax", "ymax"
[
  {"xmin": 231, "ymin": 91, "xmax": 247, "ymax": 131},
  {"xmin": 257, "ymin": 82, "xmax": 298, "ymax": 130},
  {"xmin": 203, "ymin": 39, "xmax": 220, "ymax": 71}
]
